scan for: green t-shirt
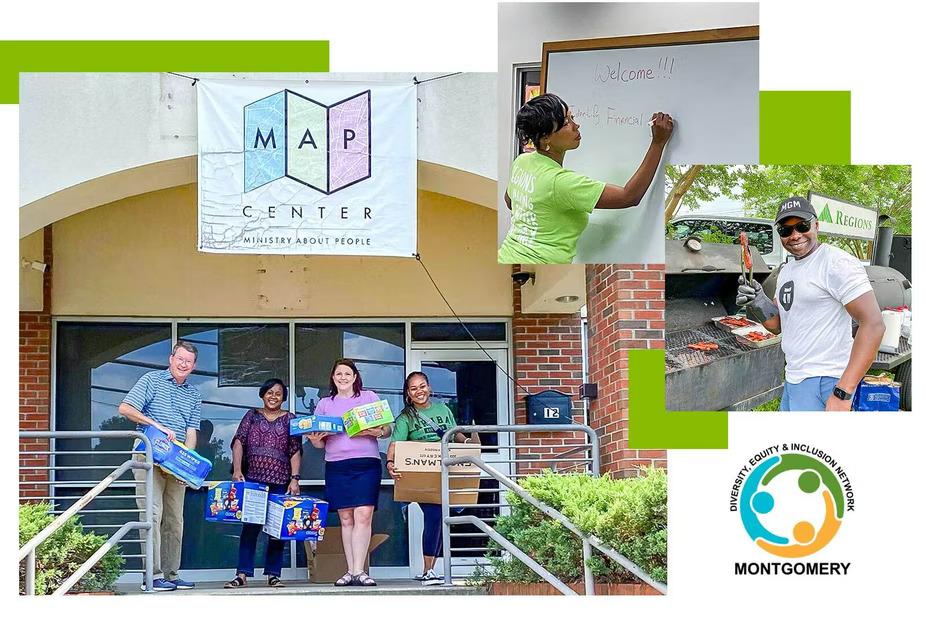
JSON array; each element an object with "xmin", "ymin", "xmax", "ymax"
[
  {"xmin": 498, "ymin": 152, "xmax": 606, "ymax": 264},
  {"xmin": 391, "ymin": 401, "xmax": 457, "ymax": 443}
]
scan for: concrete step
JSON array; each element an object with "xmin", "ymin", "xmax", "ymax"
[{"xmin": 117, "ymin": 579, "xmax": 488, "ymax": 596}]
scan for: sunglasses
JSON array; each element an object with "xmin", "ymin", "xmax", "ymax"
[{"xmin": 777, "ymin": 218, "xmax": 815, "ymax": 237}]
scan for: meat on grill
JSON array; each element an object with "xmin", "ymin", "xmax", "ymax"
[
  {"xmin": 740, "ymin": 232, "xmax": 752, "ymax": 271},
  {"xmin": 744, "ymin": 331, "xmax": 775, "ymax": 342},
  {"xmin": 719, "ymin": 317, "xmax": 755, "ymax": 328},
  {"xmin": 687, "ymin": 341, "xmax": 720, "ymax": 351}
]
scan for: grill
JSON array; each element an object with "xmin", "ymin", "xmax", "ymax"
[
  {"xmin": 665, "ymin": 239, "xmax": 784, "ymax": 411},
  {"xmin": 666, "ymin": 237, "xmax": 914, "ymax": 411},
  {"xmin": 666, "ymin": 323, "xmax": 758, "ymax": 370}
]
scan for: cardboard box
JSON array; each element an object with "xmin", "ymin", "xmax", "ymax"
[
  {"xmin": 289, "ymin": 415, "xmax": 346, "ymax": 436},
  {"xmin": 204, "ymin": 481, "xmax": 270, "ymax": 524},
  {"xmin": 262, "ymin": 494, "xmax": 329, "ymax": 541},
  {"xmin": 343, "ymin": 399, "xmax": 395, "ymax": 437},
  {"xmin": 305, "ymin": 528, "xmax": 389, "ymax": 583},
  {"xmin": 134, "ymin": 425, "xmax": 213, "ymax": 489},
  {"xmin": 393, "ymin": 441, "xmax": 481, "ymax": 505}
]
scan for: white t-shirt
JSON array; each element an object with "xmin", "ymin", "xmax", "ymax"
[{"xmin": 775, "ymin": 243, "xmax": 872, "ymax": 383}]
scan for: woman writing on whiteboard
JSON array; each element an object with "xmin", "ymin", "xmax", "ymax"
[{"xmin": 498, "ymin": 93, "xmax": 674, "ymax": 264}]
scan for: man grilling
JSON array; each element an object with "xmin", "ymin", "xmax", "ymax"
[{"xmin": 736, "ymin": 196, "xmax": 885, "ymax": 411}]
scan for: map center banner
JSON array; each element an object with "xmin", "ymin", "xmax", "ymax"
[{"xmin": 197, "ymin": 79, "xmax": 417, "ymax": 256}]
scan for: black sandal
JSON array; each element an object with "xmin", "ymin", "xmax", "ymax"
[
  {"xmin": 334, "ymin": 572, "xmax": 353, "ymax": 587},
  {"xmin": 267, "ymin": 575, "xmax": 285, "ymax": 588},
  {"xmin": 353, "ymin": 572, "xmax": 377, "ymax": 587},
  {"xmin": 224, "ymin": 574, "xmax": 247, "ymax": 588}
]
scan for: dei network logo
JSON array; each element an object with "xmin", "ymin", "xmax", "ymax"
[
  {"xmin": 730, "ymin": 444, "xmax": 856, "ymax": 576},
  {"xmin": 244, "ymin": 90, "xmax": 371, "ymax": 194}
]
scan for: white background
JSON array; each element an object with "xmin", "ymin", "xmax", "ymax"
[{"xmin": 5, "ymin": 0, "xmax": 924, "ymax": 614}]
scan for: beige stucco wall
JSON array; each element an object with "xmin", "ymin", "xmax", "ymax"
[
  {"xmin": 52, "ymin": 184, "xmax": 512, "ymax": 317},
  {"xmin": 20, "ymin": 231, "xmax": 45, "ymax": 311}
]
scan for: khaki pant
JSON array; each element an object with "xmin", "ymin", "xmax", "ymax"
[{"xmin": 133, "ymin": 451, "xmax": 186, "ymax": 581}]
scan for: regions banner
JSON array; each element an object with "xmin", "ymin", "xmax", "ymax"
[{"xmin": 197, "ymin": 79, "xmax": 417, "ymax": 255}]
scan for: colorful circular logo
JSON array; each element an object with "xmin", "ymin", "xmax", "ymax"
[{"xmin": 740, "ymin": 453, "xmax": 845, "ymax": 557}]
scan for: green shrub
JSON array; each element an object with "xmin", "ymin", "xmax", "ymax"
[
  {"xmin": 476, "ymin": 467, "xmax": 667, "ymax": 585},
  {"xmin": 19, "ymin": 502, "xmax": 125, "ymax": 595}
]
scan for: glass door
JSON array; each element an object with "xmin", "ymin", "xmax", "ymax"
[{"xmin": 407, "ymin": 348, "xmax": 512, "ymax": 576}]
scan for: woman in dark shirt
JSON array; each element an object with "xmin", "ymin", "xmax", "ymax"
[{"xmin": 224, "ymin": 378, "xmax": 302, "ymax": 589}]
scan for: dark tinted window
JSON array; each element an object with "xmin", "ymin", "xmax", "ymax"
[
  {"xmin": 411, "ymin": 322, "xmax": 506, "ymax": 342},
  {"xmin": 667, "ymin": 219, "xmax": 774, "ymax": 254}
]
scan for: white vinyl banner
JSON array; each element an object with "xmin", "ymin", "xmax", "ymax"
[{"xmin": 197, "ymin": 79, "xmax": 417, "ymax": 256}]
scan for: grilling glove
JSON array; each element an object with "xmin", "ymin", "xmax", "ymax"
[{"xmin": 736, "ymin": 276, "xmax": 779, "ymax": 323}]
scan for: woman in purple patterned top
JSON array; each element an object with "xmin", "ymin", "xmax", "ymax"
[{"xmin": 224, "ymin": 378, "xmax": 302, "ymax": 589}]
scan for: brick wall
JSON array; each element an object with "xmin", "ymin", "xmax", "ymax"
[
  {"xmin": 511, "ymin": 267, "xmax": 589, "ymax": 475},
  {"xmin": 19, "ymin": 227, "xmax": 53, "ymax": 501},
  {"xmin": 585, "ymin": 264, "xmax": 667, "ymax": 478}
]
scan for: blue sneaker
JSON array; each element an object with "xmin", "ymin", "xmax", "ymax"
[
  {"xmin": 169, "ymin": 577, "xmax": 195, "ymax": 590},
  {"xmin": 143, "ymin": 578, "xmax": 177, "ymax": 592}
]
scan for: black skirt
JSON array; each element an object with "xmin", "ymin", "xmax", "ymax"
[{"xmin": 324, "ymin": 457, "xmax": 382, "ymax": 511}]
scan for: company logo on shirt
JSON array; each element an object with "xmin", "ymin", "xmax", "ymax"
[
  {"xmin": 730, "ymin": 444, "xmax": 855, "ymax": 576},
  {"xmin": 244, "ymin": 90, "xmax": 372, "ymax": 194},
  {"xmin": 779, "ymin": 281, "xmax": 794, "ymax": 311},
  {"xmin": 413, "ymin": 415, "xmax": 450, "ymax": 437}
]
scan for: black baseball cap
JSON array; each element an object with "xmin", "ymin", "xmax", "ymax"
[{"xmin": 774, "ymin": 196, "xmax": 817, "ymax": 224}]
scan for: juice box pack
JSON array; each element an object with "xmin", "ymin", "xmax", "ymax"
[
  {"xmin": 262, "ymin": 494, "xmax": 329, "ymax": 541},
  {"xmin": 289, "ymin": 415, "xmax": 346, "ymax": 436},
  {"xmin": 343, "ymin": 399, "xmax": 394, "ymax": 437},
  {"xmin": 204, "ymin": 481, "xmax": 270, "ymax": 524},
  {"xmin": 135, "ymin": 425, "xmax": 213, "ymax": 489}
]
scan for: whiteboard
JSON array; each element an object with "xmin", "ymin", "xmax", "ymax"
[{"xmin": 545, "ymin": 33, "xmax": 759, "ymax": 263}]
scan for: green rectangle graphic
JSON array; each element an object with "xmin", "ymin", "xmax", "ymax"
[{"xmin": 1, "ymin": 40, "xmax": 329, "ymax": 103}]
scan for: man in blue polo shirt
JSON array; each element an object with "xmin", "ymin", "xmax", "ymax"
[{"xmin": 119, "ymin": 341, "xmax": 202, "ymax": 591}]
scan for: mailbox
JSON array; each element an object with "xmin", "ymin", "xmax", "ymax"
[{"xmin": 526, "ymin": 390, "xmax": 573, "ymax": 425}]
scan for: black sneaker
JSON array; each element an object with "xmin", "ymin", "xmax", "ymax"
[{"xmin": 421, "ymin": 569, "xmax": 443, "ymax": 586}]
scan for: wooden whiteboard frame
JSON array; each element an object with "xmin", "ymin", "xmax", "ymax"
[{"xmin": 540, "ymin": 25, "xmax": 759, "ymax": 92}]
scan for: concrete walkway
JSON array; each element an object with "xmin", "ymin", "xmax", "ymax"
[{"xmin": 117, "ymin": 579, "xmax": 487, "ymax": 596}]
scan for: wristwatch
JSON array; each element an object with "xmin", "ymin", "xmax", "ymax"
[
  {"xmin": 832, "ymin": 386, "xmax": 854, "ymax": 401},
  {"xmin": 290, "ymin": 474, "xmax": 301, "ymax": 480}
]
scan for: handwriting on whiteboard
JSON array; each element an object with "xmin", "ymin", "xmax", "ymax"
[
  {"xmin": 573, "ymin": 104, "xmax": 649, "ymax": 129},
  {"xmin": 594, "ymin": 57, "xmax": 676, "ymax": 84}
]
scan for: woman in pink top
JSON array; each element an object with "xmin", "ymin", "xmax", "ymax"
[{"xmin": 306, "ymin": 358, "xmax": 391, "ymax": 587}]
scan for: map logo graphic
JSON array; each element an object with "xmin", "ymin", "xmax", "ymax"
[
  {"xmin": 244, "ymin": 90, "xmax": 371, "ymax": 194},
  {"xmin": 739, "ymin": 452, "xmax": 846, "ymax": 558}
]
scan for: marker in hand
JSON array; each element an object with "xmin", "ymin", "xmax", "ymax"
[{"xmin": 648, "ymin": 114, "xmax": 673, "ymax": 127}]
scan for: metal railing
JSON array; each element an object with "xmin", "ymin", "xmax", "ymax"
[
  {"xmin": 18, "ymin": 430, "xmax": 154, "ymax": 595},
  {"xmin": 439, "ymin": 425, "xmax": 667, "ymax": 596}
]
